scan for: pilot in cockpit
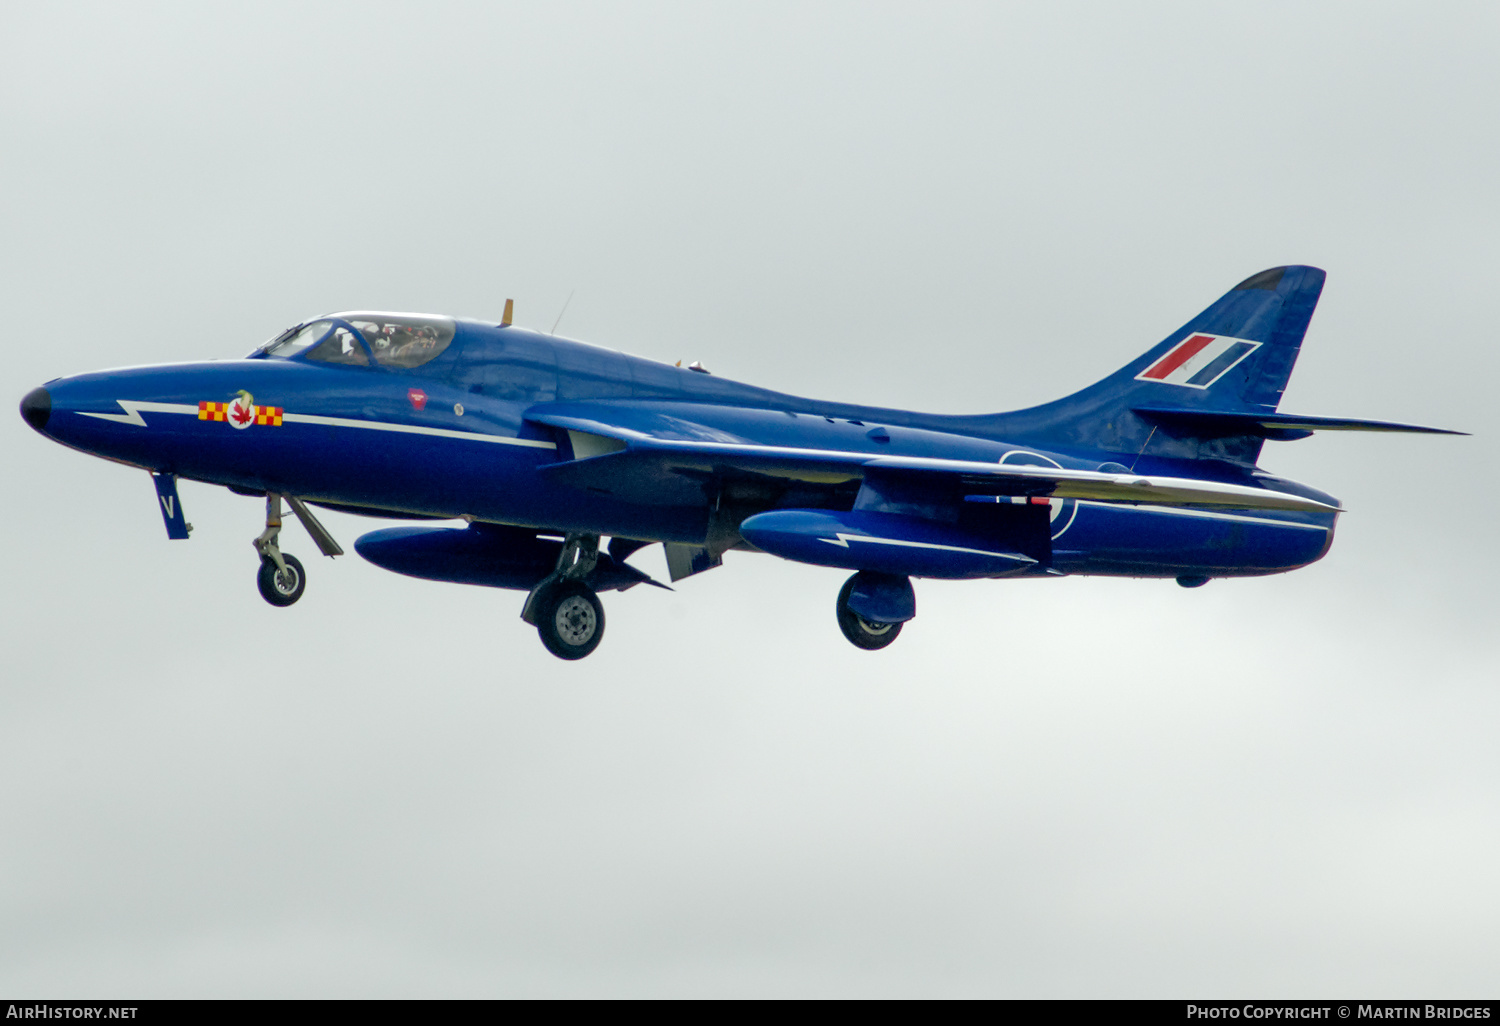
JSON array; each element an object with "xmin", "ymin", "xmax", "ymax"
[
  {"xmin": 320, "ymin": 326, "xmax": 368, "ymax": 366},
  {"xmin": 258, "ymin": 314, "xmax": 454, "ymax": 371}
]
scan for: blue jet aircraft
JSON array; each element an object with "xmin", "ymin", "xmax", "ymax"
[{"xmin": 20, "ymin": 266, "xmax": 1460, "ymax": 659}]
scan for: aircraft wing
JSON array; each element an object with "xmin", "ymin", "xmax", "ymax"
[{"xmin": 527, "ymin": 406, "xmax": 1340, "ymax": 513}]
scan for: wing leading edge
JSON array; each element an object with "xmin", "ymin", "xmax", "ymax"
[{"xmin": 527, "ymin": 410, "xmax": 1339, "ymax": 514}]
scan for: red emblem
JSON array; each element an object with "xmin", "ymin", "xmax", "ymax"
[
  {"xmin": 226, "ymin": 391, "xmax": 256, "ymax": 430},
  {"xmin": 408, "ymin": 388, "xmax": 428, "ymax": 411}
]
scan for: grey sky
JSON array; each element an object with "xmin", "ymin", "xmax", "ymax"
[{"xmin": 2, "ymin": 1, "xmax": 1496, "ymax": 996}]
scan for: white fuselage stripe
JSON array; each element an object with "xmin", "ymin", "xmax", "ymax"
[
  {"xmin": 76, "ymin": 400, "xmax": 556, "ymax": 449},
  {"xmin": 821, "ymin": 533, "xmax": 1033, "ymax": 560},
  {"xmin": 1076, "ymin": 500, "xmax": 1331, "ymax": 531},
  {"xmin": 76, "ymin": 401, "xmax": 199, "ymax": 426},
  {"xmin": 280, "ymin": 413, "xmax": 556, "ymax": 448}
]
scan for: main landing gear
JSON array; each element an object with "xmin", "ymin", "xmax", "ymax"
[
  {"xmin": 835, "ymin": 571, "xmax": 913, "ymax": 651},
  {"xmin": 522, "ymin": 533, "xmax": 607, "ymax": 660},
  {"xmin": 533, "ymin": 579, "xmax": 606, "ymax": 660},
  {"xmin": 252, "ymin": 493, "xmax": 342, "ymax": 608}
]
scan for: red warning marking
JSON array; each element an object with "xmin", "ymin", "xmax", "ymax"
[{"xmin": 408, "ymin": 389, "xmax": 428, "ymax": 411}]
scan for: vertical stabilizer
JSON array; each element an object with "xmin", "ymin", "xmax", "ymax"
[{"xmin": 975, "ymin": 265, "xmax": 1326, "ymax": 465}]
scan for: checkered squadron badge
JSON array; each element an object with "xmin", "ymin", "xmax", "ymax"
[
  {"xmin": 199, "ymin": 390, "xmax": 283, "ymax": 429},
  {"xmin": 1135, "ymin": 333, "xmax": 1261, "ymax": 389}
]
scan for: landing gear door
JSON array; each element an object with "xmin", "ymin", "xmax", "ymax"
[
  {"xmin": 151, "ymin": 472, "xmax": 191, "ymax": 540},
  {"xmin": 664, "ymin": 543, "xmax": 721, "ymax": 582}
]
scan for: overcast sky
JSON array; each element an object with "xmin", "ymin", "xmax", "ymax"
[{"xmin": 2, "ymin": 1, "xmax": 1497, "ymax": 997}]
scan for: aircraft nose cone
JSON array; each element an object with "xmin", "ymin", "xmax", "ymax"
[{"xmin": 19, "ymin": 387, "xmax": 51, "ymax": 433}]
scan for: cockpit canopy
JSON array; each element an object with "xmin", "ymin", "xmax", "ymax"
[{"xmin": 260, "ymin": 313, "xmax": 455, "ymax": 370}]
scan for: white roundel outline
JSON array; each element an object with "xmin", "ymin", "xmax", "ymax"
[
  {"xmin": 998, "ymin": 450, "xmax": 1077, "ymax": 540},
  {"xmin": 226, "ymin": 395, "xmax": 255, "ymax": 430}
]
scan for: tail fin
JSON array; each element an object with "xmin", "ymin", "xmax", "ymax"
[{"xmin": 985, "ymin": 265, "xmax": 1327, "ymax": 466}]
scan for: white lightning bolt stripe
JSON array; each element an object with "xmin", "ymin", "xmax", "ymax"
[
  {"xmin": 1075, "ymin": 501, "xmax": 1332, "ymax": 530},
  {"xmin": 74, "ymin": 400, "xmax": 556, "ymax": 449},
  {"xmin": 279, "ymin": 413, "xmax": 556, "ymax": 448},
  {"xmin": 76, "ymin": 401, "xmax": 198, "ymax": 426},
  {"xmin": 818, "ymin": 532, "xmax": 1036, "ymax": 563}
]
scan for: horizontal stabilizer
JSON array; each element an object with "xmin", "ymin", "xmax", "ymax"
[{"xmin": 1134, "ymin": 406, "xmax": 1466, "ymax": 440}]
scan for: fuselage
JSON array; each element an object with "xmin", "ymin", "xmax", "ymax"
[{"xmin": 22, "ymin": 314, "xmax": 1339, "ymax": 579}]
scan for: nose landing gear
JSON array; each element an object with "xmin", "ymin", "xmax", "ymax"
[
  {"xmin": 252, "ymin": 494, "xmax": 301, "ymax": 606},
  {"xmin": 251, "ymin": 493, "xmax": 342, "ymax": 607}
]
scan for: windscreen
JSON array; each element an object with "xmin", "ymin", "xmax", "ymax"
[
  {"xmin": 260, "ymin": 313, "xmax": 455, "ymax": 369},
  {"xmin": 263, "ymin": 320, "xmax": 335, "ymax": 358}
]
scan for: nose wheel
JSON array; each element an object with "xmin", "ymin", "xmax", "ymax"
[
  {"xmin": 251, "ymin": 493, "xmax": 306, "ymax": 607},
  {"xmin": 257, "ymin": 553, "xmax": 306, "ymax": 606}
]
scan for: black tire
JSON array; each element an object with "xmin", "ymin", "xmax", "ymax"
[
  {"xmin": 536, "ymin": 579, "xmax": 606, "ymax": 660},
  {"xmin": 257, "ymin": 553, "xmax": 306, "ymax": 607},
  {"xmin": 836, "ymin": 574, "xmax": 903, "ymax": 651}
]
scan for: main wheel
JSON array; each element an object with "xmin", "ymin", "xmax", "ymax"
[
  {"xmin": 836, "ymin": 575, "xmax": 902, "ymax": 650},
  {"xmin": 536, "ymin": 579, "xmax": 606, "ymax": 660},
  {"xmin": 257, "ymin": 553, "xmax": 306, "ymax": 607}
]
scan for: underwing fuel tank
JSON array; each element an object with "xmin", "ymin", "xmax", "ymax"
[
  {"xmin": 354, "ymin": 523, "xmax": 656, "ymax": 592},
  {"xmin": 738, "ymin": 509, "xmax": 1038, "ymax": 579}
]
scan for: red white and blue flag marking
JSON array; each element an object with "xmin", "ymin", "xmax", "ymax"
[{"xmin": 1135, "ymin": 333, "xmax": 1261, "ymax": 389}]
